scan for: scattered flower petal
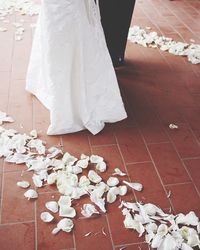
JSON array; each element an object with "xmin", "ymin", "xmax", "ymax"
[
  {"xmin": 123, "ymin": 181, "xmax": 143, "ymax": 191},
  {"xmin": 88, "ymin": 170, "xmax": 102, "ymax": 184},
  {"xmin": 90, "ymin": 154, "xmax": 103, "ymax": 164},
  {"xmin": 57, "ymin": 218, "xmax": 74, "ymax": 233},
  {"xmin": 59, "ymin": 206, "xmax": 76, "ymax": 218},
  {"xmin": 112, "ymin": 168, "xmax": 126, "ymax": 176},
  {"xmin": 24, "ymin": 189, "xmax": 38, "ymax": 200},
  {"xmin": 58, "ymin": 196, "xmax": 72, "ymax": 207},
  {"xmin": 96, "ymin": 161, "xmax": 107, "ymax": 172},
  {"xmin": 81, "ymin": 204, "xmax": 99, "ymax": 218},
  {"xmin": 107, "ymin": 177, "xmax": 119, "ymax": 187},
  {"xmin": 169, "ymin": 124, "xmax": 178, "ymax": 129},
  {"xmin": 17, "ymin": 181, "xmax": 30, "ymax": 188},
  {"xmin": 40, "ymin": 212, "xmax": 54, "ymax": 222},
  {"xmin": 47, "ymin": 146, "xmax": 63, "ymax": 159},
  {"xmin": 45, "ymin": 201, "xmax": 58, "ymax": 213},
  {"xmin": 84, "ymin": 232, "xmax": 92, "ymax": 237}
]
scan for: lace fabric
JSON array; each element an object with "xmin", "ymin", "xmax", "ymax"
[{"xmin": 26, "ymin": 0, "xmax": 127, "ymax": 135}]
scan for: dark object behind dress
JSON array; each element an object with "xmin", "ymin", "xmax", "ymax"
[{"xmin": 99, "ymin": 0, "xmax": 136, "ymax": 67}]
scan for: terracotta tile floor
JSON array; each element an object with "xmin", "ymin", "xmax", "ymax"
[{"xmin": 0, "ymin": 0, "xmax": 200, "ymax": 249}]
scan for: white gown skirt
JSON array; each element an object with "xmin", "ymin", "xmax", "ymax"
[{"xmin": 26, "ymin": 0, "xmax": 127, "ymax": 135}]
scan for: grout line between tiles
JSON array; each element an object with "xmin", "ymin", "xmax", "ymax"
[
  {"xmin": 105, "ymin": 214, "xmax": 115, "ymax": 250},
  {"xmin": 181, "ymin": 161, "xmax": 200, "ymax": 197},
  {"xmin": 126, "ymin": 108, "xmax": 176, "ymax": 212},
  {"xmin": 180, "ymin": 8, "xmax": 200, "ymax": 27},
  {"xmin": 186, "ymin": 1, "xmax": 200, "ymax": 15},
  {"xmin": 72, "ymin": 231, "xmax": 77, "ymax": 250},
  {"xmin": 34, "ymin": 200, "xmax": 38, "ymax": 250},
  {"xmin": 164, "ymin": 181, "xmax": 192, "ymax": 187},
  {"xmin": 3, "ymin": 168, "xmax": 27, "ymax": 174},
  {"xmin": 0, "ymin": 24, "xmax": 15, "ymax": 226},
  {"xmin": 146, "ymin": 141, "xmax": 170, "ymax": 145},
  {"xmin": 159, "ymin": 0, "xmax": 200, "ymax": 40},
  {"xmin": 114, "ymin": 241, "xmax": 147, "ymax": 248},
  {"xmin": 60, "ymin": 248, "xmax": 76, "ymax": 250},
  {"xmin": 32, "ymin": 78, "xmax": 37, "ymax": 250},
  {"xmin": 38, "ymin": 190, "xmax": 59, "ymax": 195},
  {"xmin": 91, "ymin": 143, "xmax": 117, "ymax": 148},
  {"xmin": 0, "ymin": 161, "xmax": 5, "ymax": 224},
  {"xmin": 139, "ymin": 132, "xmax": 175, "ymax": 212},
  {"xmin": 7, "ymin": 22, "xmax": 16, "ymax": 115},
  {"xmin": 160, "ymin": 121, "xmax": 200, "ymax": 199},
  {"xmin": 126, "ymin": 161, "xmax": 152, "ymax": 166},
  {"xmin": 119, "ymin": 76, "xmax": 176, "ymax": 212},
  {"xmin": 139, "ymin": 1, "xmax": 186, "ymax": 71},
  {"xmin": 0, "ymin": 220, "xmax": 35, "ymax": 227},
  {"xmin": 114, "ymin": 134, "xmax": 137, "ymax": 202},
  {"xmin": 182, "ymin": 119, "xmax": 200, "ymax": 153},
  {"xmin": 142, "ymin": 0, "xmax": 199, "ymax": 77}
]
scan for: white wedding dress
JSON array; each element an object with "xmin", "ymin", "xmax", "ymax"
[{"xmin": 26, "ymin": 0, "xmax": 127, "ymax": 135}]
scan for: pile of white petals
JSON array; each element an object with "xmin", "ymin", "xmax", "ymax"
[
  {"xmin": 0, "ymin": 111, "xmax": 199, "ymax": 249},
  {"xmin": 128, "ymin": 26, "xmax": 200, "ymax": 65},
  {"xmin": 0, "ymin": 0, "xmax": 40, "ymax": 16},
  {"xmin": 0, "ymin": 0, "xmax": 40, "ymax": 40},
  {"xmin": 120, "ymin": 202, "xmax": 200, "ymax": 249}
]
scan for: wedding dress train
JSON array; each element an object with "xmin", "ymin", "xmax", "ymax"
[{"xmin": 26, "ymin": 0, "xmax": 127, "ymax": 135}]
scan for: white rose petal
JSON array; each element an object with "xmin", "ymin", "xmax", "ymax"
[{"xmin": 40, "ymin": 212, "xmax": 54, "ymax": 222}]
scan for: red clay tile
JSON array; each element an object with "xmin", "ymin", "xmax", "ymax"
[
  {"xmin": 3, "ymin": 161, "xmax": 27, "ymax": 173},
  {"xmin": 193, "ymin": 94, "xmax": 200, "ymax": 108},
  {"xmin": 73, "ymin": 195, "xmax": 93, "ymax": 218},
  {"xmin": 0, "ymin": 159, "xmax": 3, "ymax": 172},
  {"xmin": 167, "ymin": 183, "xmax": 200, "ymax": 217},
  {"xmin": 1, "ymin": 1, "xmax": 200, "ymax": 249},
  {"xmin": 0, "ymin": 31, "xmax": 13, "ymax": 71},
  {"xmin": 7, "ymin": 80, "xmax": 33, "ymax": 134},
  {"xmin": 11, "ymin": 28, "xmax": 32, "ymax": 80},
  {"xmin": 166, "ymin": 123, "xmax": 200, "ymax": 158},
  {"xmin": 0, "ymin": 173, "xmax": 2, "ymax": 200},
  {"xmin": 91, "ymin": 145, "xmax": 127, "ymax": 178},
  {"xmin": 155, "ymin": 104, "xmax": 185, "ymax": 125},
  {"xmin": 126, "ymin": 162, "xmax": 170, "ymax": 208},
  {"xmin": 62, "ymin": 131, "xmax": 91, "ymax": 158},
  {"xmin": 0, "ymin": 222, "xmax": 35, "ymax": 250},
  {"xmin": 1, "ymin": 171, "xmax": 35, "ymax": 223},
  {"xmin": 0, "ymin": 173, "xmax": 3, "ymax": 197},
  {"xmin": 147, "ymin": 85, "xmax": 196, "ymax": 109},
  {"xmin": 0, "ymin": 71, "xmax": 10, "ymax": 111},
  {"xmin": 182, "ymin": 107, "xmax": 200, "ymax": 140},
  {"xmin": 88, "ymin": 126, "xmax": 116, "ymax": 146},
  {"xmin": 33, "ymin": 97, "xmax": 49, "ymax": 129},
  {"xmin": 181, "ymin": 72, "xmax": 200, "ymax": 94},
  {"xmin": 37, "ymin": 192, "xmax": 74, "ymax": 250},
  {"xmin": 148, "ymin": 143, "xmax": 190, "ymax": 185},
  {"xmin": 184, "ymin": 159, "xmax": 200, "ymax": 193},
  {"xmin": 74, "ymin": 215, "xmax": 113, "ymax": 250},
  {"xmin": 115, "ymin": 126, "xmax": 150, "ymax": 164},
  {"xmin": 37, "ymin": 183, "xmax": 58, "ymax": 194},
  {"xmin": 163, "ymin": 53, "xmax": 192, "ymax": 73},
  {"xmin": 115, "ymin": 243, "xmax": 149, "ymax": 250},
  {"xmin": 107, "ymin": 196, "xmax": 145, "ymax": 246},
  {"xmin": 138, "ymin": 47, "xmax": 171, "ymax": 73},
  {"xmin": 191, "ymin": 63, "xmax": 200, "ymax": 77},
  {"xmin": 132, "ymin": 106, "xmax": 169, "ymax": 144},
  {"xmin": 167, "ymin": 88, "xmax": 197, "ymax": 108},
  {"xmin": 112, "ymin": 89, "xmax": 135, "ymax": 128},
  {"xmin": 33, "ymin": 98, "xmax": 62, "ymax": 148}
]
